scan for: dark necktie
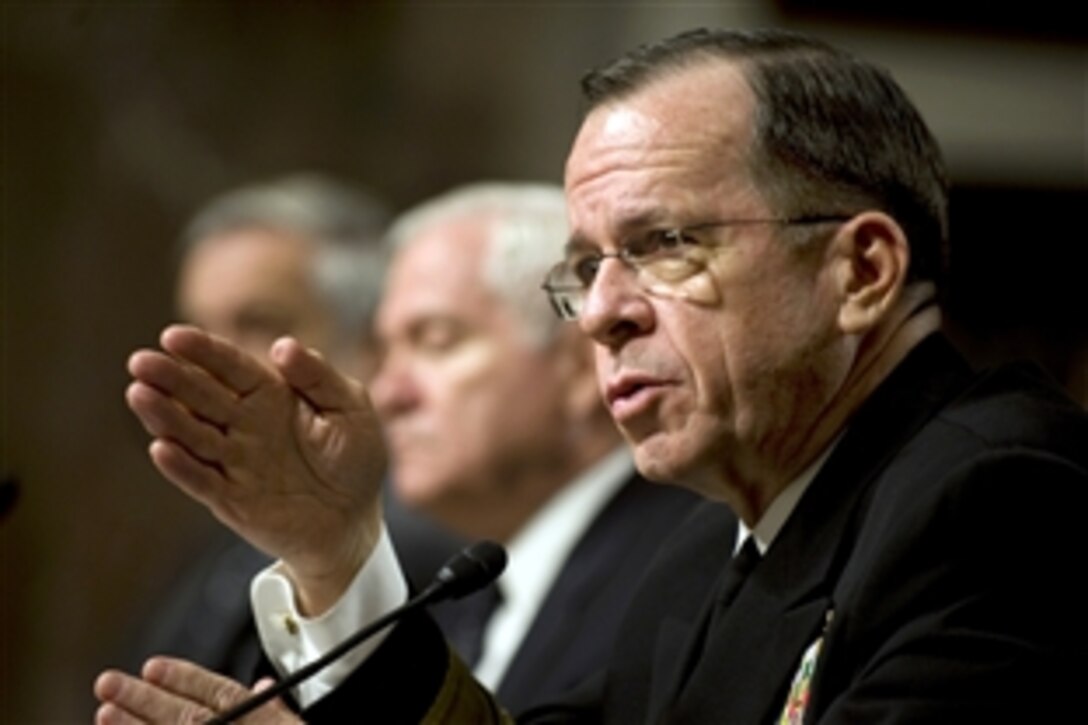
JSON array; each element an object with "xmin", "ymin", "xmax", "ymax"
[
  {"xmin": 665, "ymin": 536, "xmax": 764, "ymax": 711},
  {"xmin": 717, "ymin": 536, "xmax": 762, "ymax": 609},
  {"xmin": 445, "ymin": 582, "xmax": 504, "ymax": 668}
]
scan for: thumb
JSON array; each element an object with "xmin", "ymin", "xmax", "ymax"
[{"xmin": 252, "ymin": 677, "xmax": 277, "ymax": 693}]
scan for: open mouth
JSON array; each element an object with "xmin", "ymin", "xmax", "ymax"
[{"xmin": 606, "ymin": 374, "xmax": 669, "ymax": 421}]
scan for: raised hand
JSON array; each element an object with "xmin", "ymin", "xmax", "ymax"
[
  {"xmin": 94, "ymin": 657, "xmax": 298, "ymax": 724},
  {"xmin": 126, "ymin": 325, "xmax": 388, "ymax": 614}
]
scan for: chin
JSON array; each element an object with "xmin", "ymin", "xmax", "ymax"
[
  {"xmin": 389, "ymin": 472, "xmax": 446, "ymax": 509},
  {"xmin": 631, "ymin": 438, "xmax": 688, "ymax": 485},
  {"xmin": 635, "ymin": 422, "xmax": 727, "ymax": 491}
]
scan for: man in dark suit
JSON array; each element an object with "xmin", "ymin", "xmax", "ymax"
[{"xmin": 96, "ymin": 29, "xmax": 1086, "ymax": 724}]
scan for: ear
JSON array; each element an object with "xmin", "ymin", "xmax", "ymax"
[{"xmin": 832, "ymin": 211, "xmax": 910, "ymax": 335}]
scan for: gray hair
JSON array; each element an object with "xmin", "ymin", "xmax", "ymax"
[
  {"xmin": 179, "ymin": 173, "xmax": 392, "ymax": 343},
  {"xmin": 386, "ymin": 182, "xmax": 568, "ymax": 347}
]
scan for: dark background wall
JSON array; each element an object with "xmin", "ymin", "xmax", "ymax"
[{"xmin": 2, "ymin": 3, "xmax": 1083, "ymax": 722}]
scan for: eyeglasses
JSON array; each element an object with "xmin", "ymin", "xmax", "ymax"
[{"xmin": 541, "ymin": 215, "xmax": 851, "ymax": 321}]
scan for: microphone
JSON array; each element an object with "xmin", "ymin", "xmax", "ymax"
[{"xmin": 207, "ymin": 540, "xmax": 507, "ymax": 724}]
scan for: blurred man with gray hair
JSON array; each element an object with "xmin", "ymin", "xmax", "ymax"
[
  {"xmin": 363, "ymin": 182, "xmax": 698, "ymax": 713},
  {"xmin": 175, "ymin": 173, "xmax": 390, "ymax": 379}
]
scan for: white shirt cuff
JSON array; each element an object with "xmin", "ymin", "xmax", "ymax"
[{"xmin": 250, "ymin": 526, "xmax": 409, "ymax": 708}]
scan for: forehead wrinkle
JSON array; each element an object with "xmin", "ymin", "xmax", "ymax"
[
  {"xmin": 569, "ymin": 136, "xmax": 719, "ymax": 199},
  {"xmin": 568, "ymin": 61, "xmax": 757, "ymax": 187},
  {"xmin": 566, "ymin": 62, "xmax": 767, "ymax": 260}
]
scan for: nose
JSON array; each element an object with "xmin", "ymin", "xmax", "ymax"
[
  {"xmin": 578, "ymin": 258, "xmax": 654, "ymax": 349},
  {"xmin": 368, "ymin": 351, "xmax": 421, "ymax": 420}
]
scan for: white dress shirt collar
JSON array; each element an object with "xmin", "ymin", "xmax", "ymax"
[{"xmin": 737, "ymin": 438, "xmax": 840, "ymax": 555}]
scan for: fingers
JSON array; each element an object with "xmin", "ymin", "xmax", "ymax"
[
  {"xmin": 270, "ymin": 337, "xmax": 363, "ymax": 413},
  {"xmin": 95, "ymin": 703, "xmax": 143, "ymax": 725},
  {"xmin": 160, "ymin": 325, "xmax": 269, "ymax": 397},
  {"xmin": 126, "ymin": 381, "xmax": 228, "ymax": 467},
  {"xmin": 127, "ymin": 349, "xmax": 237, "ymax": 429},
  {"xmin": 94, "ymin": 667, "xmax": 215, "ymax": 724},
  {"xmin": 125, "ymin": 325, "xmax": 283, "ymax": 496},
  {"xmin": 148, "ymin": 438, "xmax": 227, "ymax": 504},
  {"xmin": 142, "ymin": 657, "xmax": 253, "ymax": 715},
  {"xmin": 94, "ymin": 659, "xmax": 299, "ymax": 725}
]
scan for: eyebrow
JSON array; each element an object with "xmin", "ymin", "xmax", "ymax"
[{"xmin": 566, "ymin": 207, "xmax": 676, "ymax": 252}]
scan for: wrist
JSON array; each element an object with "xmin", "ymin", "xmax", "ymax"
[{"xmin": 284, "ymin": 511, "xmax": 382, "ymax": 616}]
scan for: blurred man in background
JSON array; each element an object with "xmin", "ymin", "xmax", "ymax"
[
  {"xmin": 174, "ymin": 174, "xmax": 388, "ymax": 381},
  {"xmin": 364, "ymin": 182, "xmax": 698, "ymax": 713}
]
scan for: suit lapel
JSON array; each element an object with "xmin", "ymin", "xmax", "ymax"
[
  {"xmin": 499, "ymin": 474, "xmax": 699, "ymax": 712},
  {"xmin": 497, "ymin": 474, "xmax": 641, "ymax": 705},
  {"xmin": 663, "ymin": 458, "xmax": 862, "ymax": 724},
  {"xmin": 601, "ymin": 502, "xmax": 736, "ymax": 725}
]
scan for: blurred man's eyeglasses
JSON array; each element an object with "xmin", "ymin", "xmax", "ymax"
[{"xmin": 541, "ymin": 215, "xmax": 851, "ymax": 321}]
